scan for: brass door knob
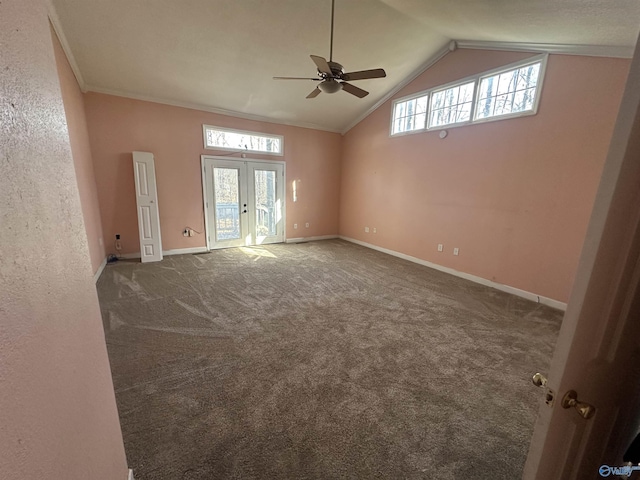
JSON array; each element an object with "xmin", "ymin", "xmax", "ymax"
[
  {"xmin": 532, "ymin": 372, "xmax": 548, "ymax": 387},
  {"xmin": 561, "ymin": 390, "xmax": 596, "ymax": 419}
]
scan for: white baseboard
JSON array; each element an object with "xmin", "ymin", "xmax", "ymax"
[
  {"xmin": 118, "ymin": 246, "xmax": 208, "ymax": 260},
  {"xmin": 163, "ymin": 246, "xmax": 208, "ymax": 256},
  {"xmin": 339, "ymin": 236, "xmax": 567, "ymax": 311},
  {"xmin": 93, "ymin": 256, "xmax": 108, "ymax": 283},
  {"xmin": 128, "ymin": 468, "xmax": 134, "ymax": 480},
  {"xmin": 285, "ymin": 234, "xmax": 338, "ymax": 244}
]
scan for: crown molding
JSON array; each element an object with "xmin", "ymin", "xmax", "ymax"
[
  {"xmin": 46, "ymin": 10, "xmax": 634, "ymax": 137},
  {"xmin": 84, "ymin": 85, "xmax": 342, "ymax": 134},
  {"xmin": 340, "ymin": 41, "xmax": 454, "ymax": 135},
  {"xmin": 46, "ymin": 1, "xmax": 87, "ymax": 91},
  {"xmin": 455, "ymin": 40, "xmax": 635, "ymax": 59},
  {"xmin": 340, "ymin": 38, "xmax": 634, "ymax": 134}
]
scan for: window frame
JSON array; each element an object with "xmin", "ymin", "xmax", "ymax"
[
  {"xmin": 389, "ymin": 92, "xmax": 430, "ymax": 137},
  {"xmin": 426, "ymin": 78, "xmax": 478, "ymax": 130},
  {"xmin": 202, "ymin": 124, "xmax": 284, "ymax": 156},
  {"xmin": 389, "ymin": 53, "xmax": 548, "ymax": 137},
  {"xmin": 473, "ymin": 54, "xmax": 547, "ymax": 125}
]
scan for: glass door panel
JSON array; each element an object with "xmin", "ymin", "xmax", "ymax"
[
  {"xmin": 203, "ymin": 157, "xmax": 284, "ymax": 249},
  {"xmin": 213, "ymin": 167, "xmax": 241, "ymax": 241},
  {"xmin": 206, "ymin": 160, "xmax": 248, "ymax": 249},
  {"xmin": 249, "ymin": 162, "xmax": 284, "ymax": 245},
  {"xmin": 254, "ymin": 170, "xmax": 277, "ymax": 238}
]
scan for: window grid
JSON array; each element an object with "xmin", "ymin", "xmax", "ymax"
[
  {"xmin": 389, "ymin": 54, "xmax": 546, "ymax": 136},
  {"xmin": 475, "ymin": 63, "xmax": 541, "ymax": 120},
  {"xmin": 428, "ymin": 81, "xmax": 476, "ymax": 129},
  {"xmin": 392, "ymin": 95, "xmax": 428, "ymax": 135},
  {"xmin": 203, "ymin": 125, "xmax": 284, "ymax": 156}
]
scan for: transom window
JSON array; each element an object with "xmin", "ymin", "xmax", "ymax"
[
  {"xmin": 203, "ymin": 125, "xmax": 283, "ymax": 156},
  {"xmin": 390, "ymin": 54, "xmax": 547, "ymax": 136},
  {"xmin": 392, "ymin": 95, "xmax": 428, "ymax": 135},
  {"xmin": 428, "ymin": 81, "xmax": 475, "ymax": 128},
  {"xmin": 475, "ymin": 62, "xmax": 541, "ymax": 120}
]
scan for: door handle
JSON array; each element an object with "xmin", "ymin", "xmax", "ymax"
[{"xmin": 561, "ymin": 390, "xmax": 596, "ymax": 419}]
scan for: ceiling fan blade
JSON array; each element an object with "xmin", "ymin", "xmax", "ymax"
[
  {"xmin": 341, "ymin": 82, "xmax": 369, "ymax": 98},
  {"xmin": 306, "ymin": 87, "xmax": 321, "ymax": 99},
  {"xmin": 342, "ymin": 68, "xmax": 386, "ymax": 81},
  {"xmin": 310, "ymin": 55, "xmax": 332, "ymax": 75},
  {"xmin": 273, "ymin": 77, "xmax": 321, "ymax": 81}
]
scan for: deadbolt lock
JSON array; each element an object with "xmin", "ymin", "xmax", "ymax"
[{"xmin": 561, "ymin": 390, "xmax": 596, "ymax": 420}]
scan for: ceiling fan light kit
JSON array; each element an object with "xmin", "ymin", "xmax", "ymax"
[
  {"xmin": 273, "ymin": 0, "xmax": 386, "ymax": 99},
  {"xmin": 318, "ymin": 79, "xmax": 343, "ymax": 94}
]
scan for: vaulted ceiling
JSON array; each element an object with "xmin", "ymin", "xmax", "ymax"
[{"xmin": 51, "ymin": 0, "xmax": 640, "ymax": 133}]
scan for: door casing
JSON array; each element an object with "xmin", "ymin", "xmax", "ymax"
[{"xmin": 201, "ymin": 155, "xmax": 286, "ymax": 250}]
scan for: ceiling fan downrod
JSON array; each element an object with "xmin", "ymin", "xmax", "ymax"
[
  {"xmin": 272, "ymin": 0, "xmax": 386, "ymax": 99},
  {"xmin": 329, "ymin": 0, "xmax": 335, "ymax": 62}
]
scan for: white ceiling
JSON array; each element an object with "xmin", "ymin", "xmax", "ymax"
[{"xmin": 51, "ymin": 0, "xmax": 640, "ymax": 133}]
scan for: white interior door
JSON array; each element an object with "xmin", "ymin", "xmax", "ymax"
[
  {"xmin": 524, "ymin": 33, "xmax": 640, "ymax": 478},
  {"xmin": 202, "ymin": 157, "xmax": 284, "ymax": 249},
  {"xmin": 133, "ymin": 151, "xmax": 163, "ymax": 263}
]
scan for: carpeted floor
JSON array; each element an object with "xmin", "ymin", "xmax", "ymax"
[{"xmin": 97, "ymin": 239, "xmax": 563, "ymax": 480}]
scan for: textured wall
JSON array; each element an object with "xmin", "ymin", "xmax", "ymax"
[
  {"xmin": 339, "ymin": 49, "xmax": 630, "ymax": 303},
  {"xmin": 83, "ymin": 93, "xmax": 343, "ymax": 255},
  {"xmin": 51, "ymin": 25, "xmax": 106, "ymax": 275},
  {"xmin": 0, "ymin": 1, "xmax": 128, "ymax": 479}
]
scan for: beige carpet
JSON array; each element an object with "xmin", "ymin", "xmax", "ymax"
[{"xmin": 97, "ymin": 239, "xmax": 563, "ymax": 479}]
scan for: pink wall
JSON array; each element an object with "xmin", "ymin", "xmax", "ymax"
[
  {"xmin": 83, "ymin": 94, "xmax": 342, "ymax": 255},
  {"xmin": 0, "ymin": 1, "xmax": 128, "ymax": 479},
  {"xmin": 340, "ymin": 49, "xmax": 630, "ymax": 303},
  {"xmin": 51, "ymin": 26, "xmax": 106, "ymax": 275}
]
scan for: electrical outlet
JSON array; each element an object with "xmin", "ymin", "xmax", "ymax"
[
  {"xmin": 294, "ymin": 223, "xmax": 298, "ymax": 229},
  {"xmin": 183, "ymin": 228, "xmax": 189, "ymax": 237},
  {"xmin": 305, "ymin": 223, "xmax": 310, "ymax": 228},
  {"xmin": 364, "ymin": 227, "xmax": 369, "ymax": 233},
  {"xmin": 373, "ymin": 228, "xmax": 377, "ymax": 234},
  {"xmin": 188, "ymin": 229, "xmax": 194, "ymax": 237},
  {"xmin": 115, "ymin": 234, "xmax": 121, "ymax": 240},
  {"xmin": 453, "ymin": 247, "xmax": 459, "ymax": 256},
  {"xmin": 437, "ymin": 244, "xmax": 443, "ymax": 252}
]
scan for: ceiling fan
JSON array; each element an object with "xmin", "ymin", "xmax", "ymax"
[{"xmin": 273, "ymin": 0, "xmax": 386, "ymax": 99}]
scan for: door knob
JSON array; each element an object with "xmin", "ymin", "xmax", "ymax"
[
  {"xmin": 532, "ymin": 373, "xmax": 548, "ymax": 387},
  {"xmin": 561, "ymin": 390, "xmax": 596, "ymax": 419}
]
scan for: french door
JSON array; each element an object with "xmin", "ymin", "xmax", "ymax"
[{"xmin": 202, "ymin": 157, "xmax": 285, "ymax": 249}]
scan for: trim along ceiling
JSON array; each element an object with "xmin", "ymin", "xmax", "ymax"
[{"xmin": 49, "ymin": 0, "xmax": 640, "ymax": 134}]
